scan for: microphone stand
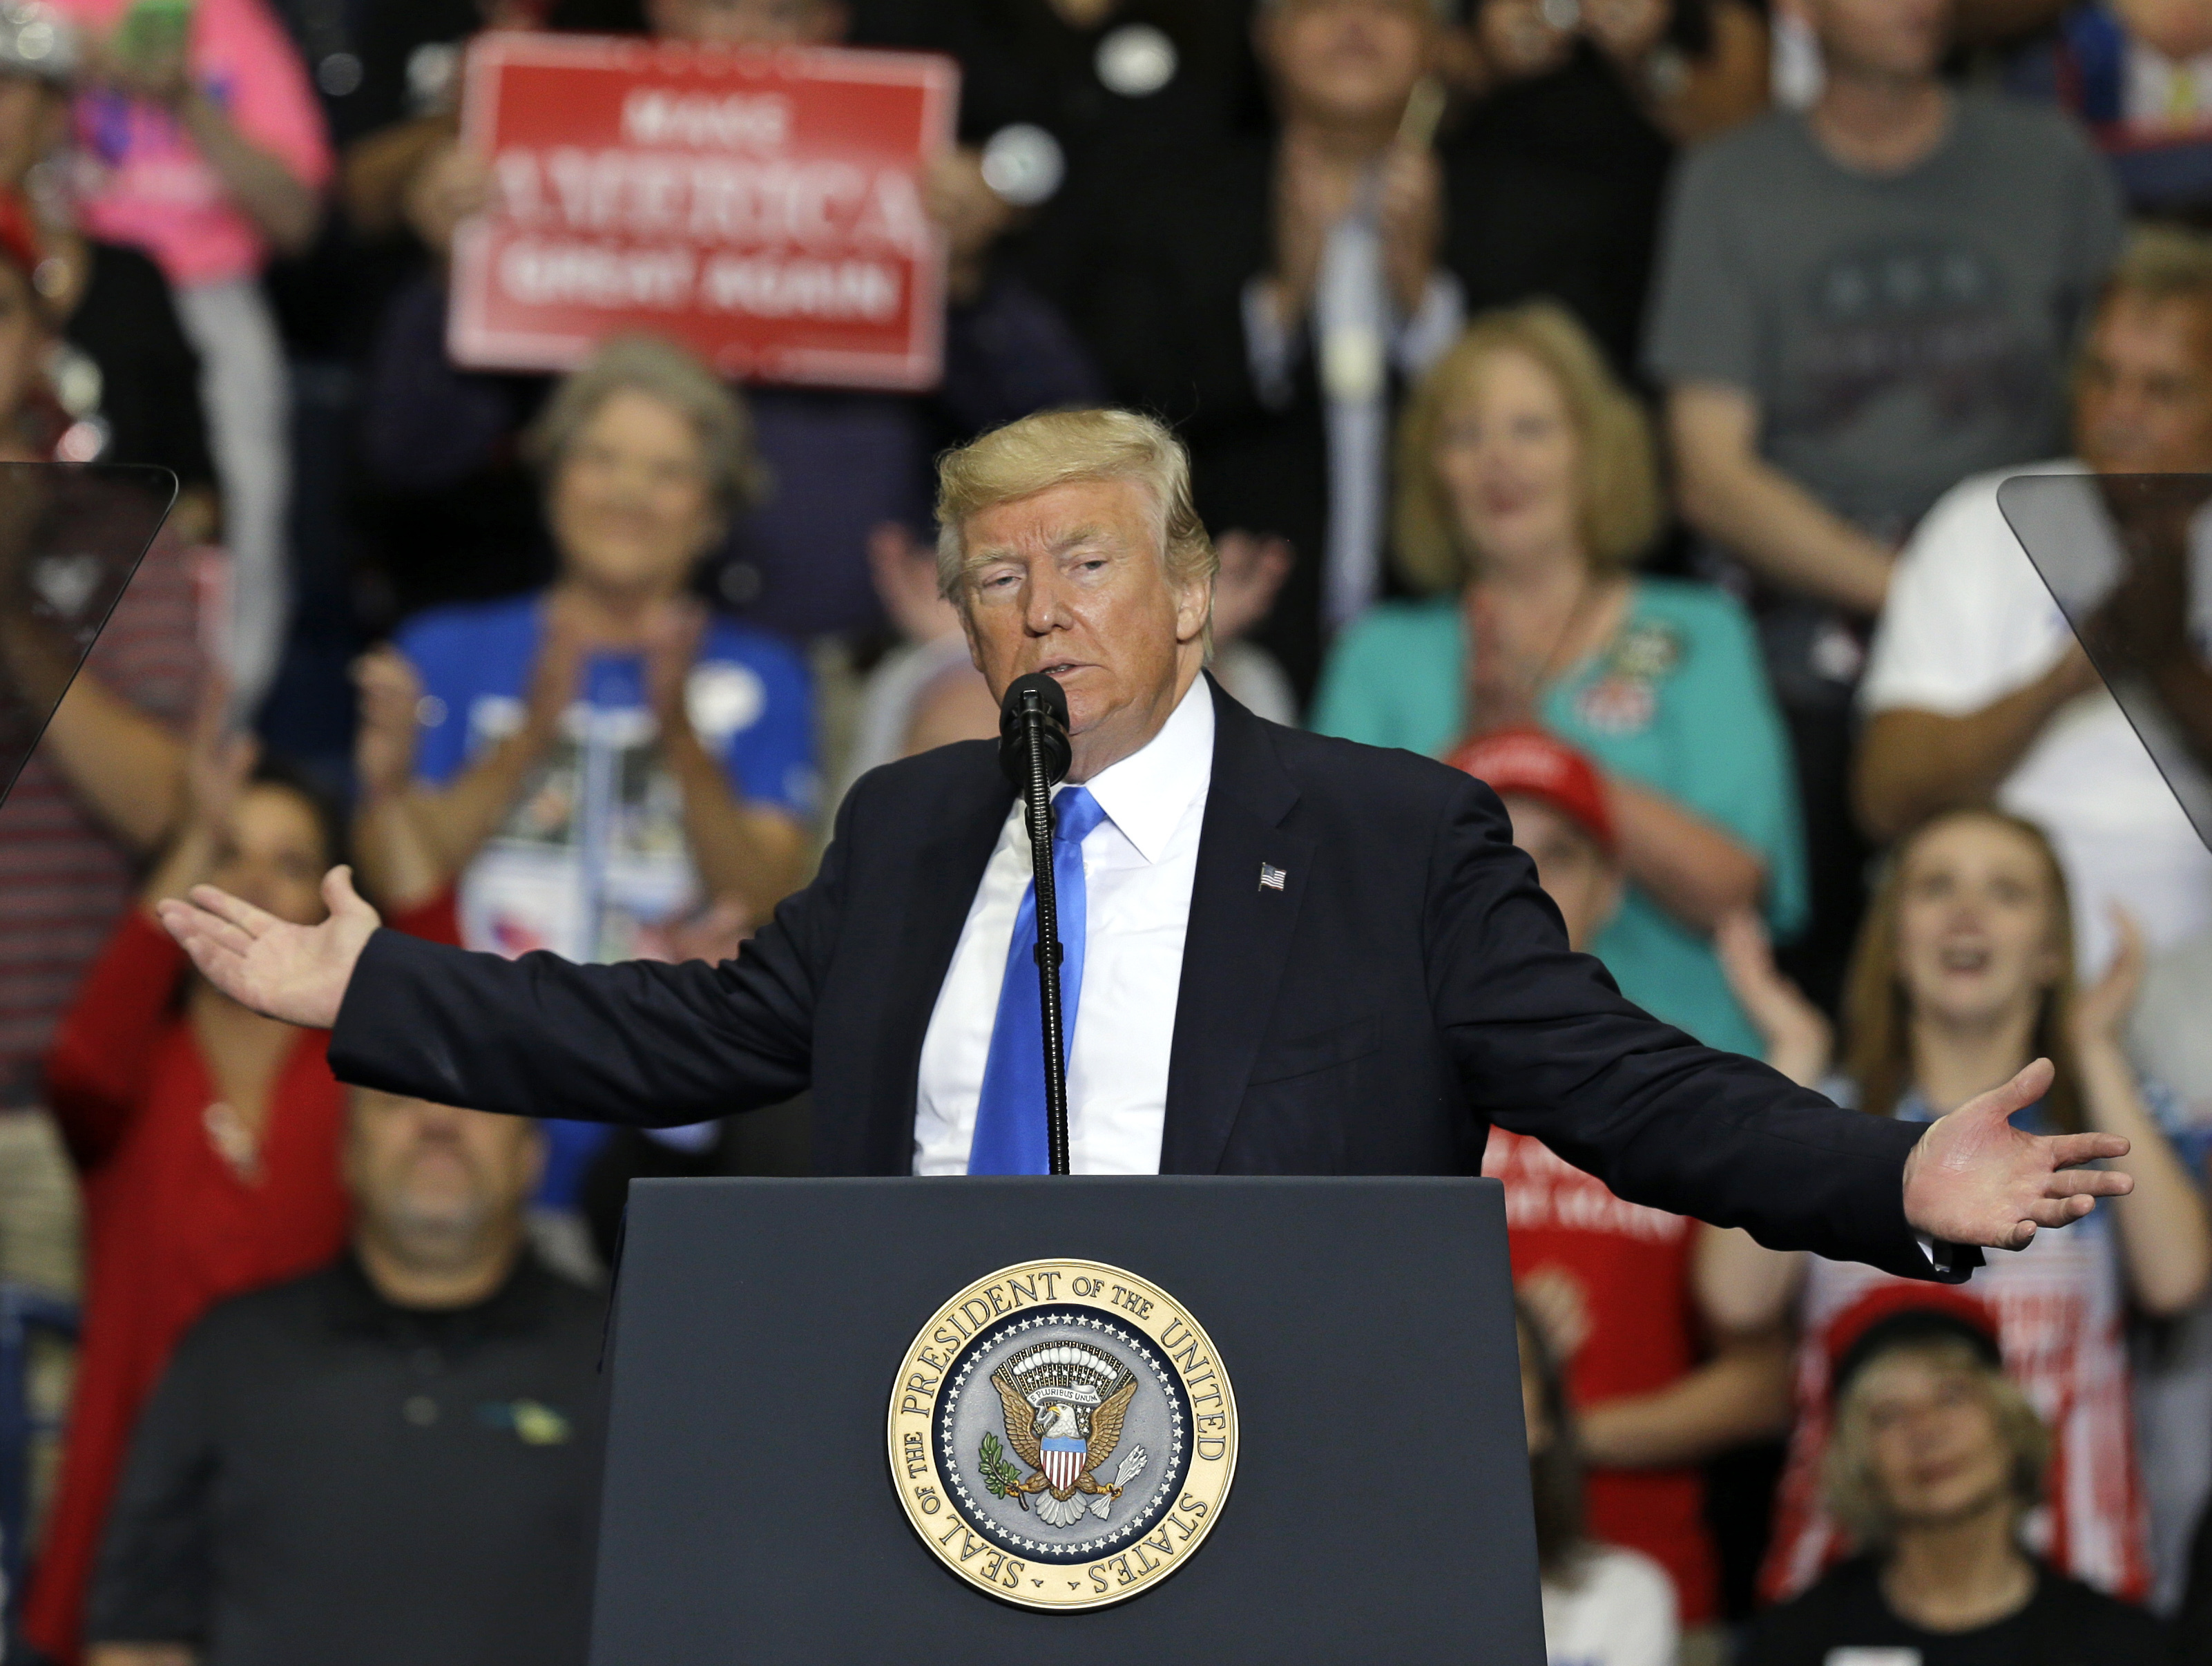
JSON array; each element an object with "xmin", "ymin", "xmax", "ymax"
[{"xmin": 1001, "ymin": 678, "xmax": 1073, "ymax": 1176}]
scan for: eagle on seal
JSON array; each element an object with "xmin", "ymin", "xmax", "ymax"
[{"xmin": 990, "ymin": 1343, "xmax": 1149, "ymax": 1529}]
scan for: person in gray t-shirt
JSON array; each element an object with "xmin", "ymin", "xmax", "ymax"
[
  {"xmin": 1648, "ymin": 90, "xmax": 2122, "ymax": 570},
  {"xmin": 1640, "ymin": 0, "xmax": 2121, "ymax": 1008}
]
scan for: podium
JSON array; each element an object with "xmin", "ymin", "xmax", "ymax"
[{"xmin": 589, "ymin": 1175, "xmax": 1544, "ymax": 1663}]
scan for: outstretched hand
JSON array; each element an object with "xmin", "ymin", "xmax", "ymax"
[
  {"xmin": 1902, "ymin": 1058, "xmax": 2133, "ymax": 1251},
  {"xmin": 155, "ymin": 866, "xmax": 381, "ymax": 1029}
]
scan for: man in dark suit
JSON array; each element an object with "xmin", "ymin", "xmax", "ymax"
[
  {"xmin": 160, "ymin": 408, "xmax": 2131, "ymax": 1279},
  {"xmin": 1095, "ymin": 0, "xmax": 1451, "ymax": 704},
  {"xmin": 1094, "ymin": 0, "xmax": 1665, "ymax": 702}
]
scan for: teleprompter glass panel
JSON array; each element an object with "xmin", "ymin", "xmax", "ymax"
[
  {"xmin": 1997, "ymin": 472, "xmax": 2212, "ymax": 856},
  {"xmin": 0, "ymin": 463, "xmax": 177, "ymax": 809}
]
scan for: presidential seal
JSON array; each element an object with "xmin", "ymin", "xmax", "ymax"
[{"xmin": 887, "ymin": 1260, "xmax": 1237, "ymax": 1610}]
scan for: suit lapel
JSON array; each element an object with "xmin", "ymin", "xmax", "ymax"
[
  {"xmin": 1160, "ymin": 681, "xmax": 1311, "ymax": 1174},
  {"xmin": 865, "ymin": 745, "xmax": 1012, "ymax": 1173}
]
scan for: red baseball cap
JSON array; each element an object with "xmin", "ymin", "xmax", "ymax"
[
  {"xmin": 1445, "ymin": 726, "xmax": 1617, "ymax": 854},
  {"xmin": 1825, "ymin": 1284, "xmax": 2003, "ymax": 1406}
]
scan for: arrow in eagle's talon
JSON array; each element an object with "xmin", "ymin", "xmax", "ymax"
[{"xmin": 1113, "ymin": 1446, "xmax": 1148, "ymax": 1488}]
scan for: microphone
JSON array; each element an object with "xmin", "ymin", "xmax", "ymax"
[
  {"xmin": 997, "ymin": 671, "xmax": 1071, "ymax": 789},
  {"xmin": 997, "ymin": 671, "xmax": 1074, "ymax": 1176}
]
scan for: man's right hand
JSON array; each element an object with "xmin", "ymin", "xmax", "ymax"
[{"xmin": 156, "ymin": 865, "xmax": 383, "ymax": 1029}]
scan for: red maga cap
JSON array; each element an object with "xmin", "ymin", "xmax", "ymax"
[
  {"xmin": 1825, "ymin": 1283, "xmax": 2004, "ymax": 1406},
  {"xmin": 1445, "ymin": 725, "xmax": 1617, "ymax": 854}
]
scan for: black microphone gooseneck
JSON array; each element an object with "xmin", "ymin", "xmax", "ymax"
[{"xmin": 997, "ymin": 672, "xmax": 1075, "ymax": 1176}]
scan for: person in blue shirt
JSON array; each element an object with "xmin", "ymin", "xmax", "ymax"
[
  {"xmin": 350, "ymin": 333, "xmax": 815, "ymax": 1209},
  {"xmin": 1311, "ymin": 302, "xmax": 1805, "ymax": 1057}
]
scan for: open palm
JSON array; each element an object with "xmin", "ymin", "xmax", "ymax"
[
  {"xmin": 155, "ymin": 866, "xmax": 382, "ymax": 1029},
  {"xmin": 1903, "ymin": 1058, "xmax": 2133, "ymax": 1250}
]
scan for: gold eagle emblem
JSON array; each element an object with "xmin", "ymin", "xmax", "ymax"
[{"xmin": 986, "ymin": 1341, "xmax": 1148, "ymax": 1529}]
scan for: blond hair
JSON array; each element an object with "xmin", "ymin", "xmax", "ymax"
[
  {"xmin": 524, "ymin": 332, "xmax": 769, "ymax": 517},
  {"xmin": 1822, "ymin": 1335, "xmax": 2049, "ymax": 1553},
  {"xmin": 934, "ymin": 408, "xmax": 1218, "ymax": 608},
  {"xmin": 1393, "ymin": 302, "xmax": 1662, "ymax": 593}
]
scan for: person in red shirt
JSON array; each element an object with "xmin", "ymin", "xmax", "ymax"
[
  {"xmin": 1454, "ymin": 727, "xmax": 1799, "ymax": 1639},
  {"xmin": 23, "ymin": 708, "xmax": 454, "ymax": 1665}
]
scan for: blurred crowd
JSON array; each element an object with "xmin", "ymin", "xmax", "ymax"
[{"xmin": 0, "ymin": 0, "xmax": 2209, "ymax": 1659}]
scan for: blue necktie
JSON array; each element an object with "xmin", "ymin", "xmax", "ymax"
[{"xmin": 967, "ymin": 786, "xmax": 1108, "ymax": 1175}]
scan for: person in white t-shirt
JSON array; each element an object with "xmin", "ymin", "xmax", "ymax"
[
  {"xmin": 1856, "ymin": 226, "xmax": 2212, "ymax": 978},
  {"xmin": 1518, "ymin": 1301, "xmax": 1680, "ymax": 1666}
]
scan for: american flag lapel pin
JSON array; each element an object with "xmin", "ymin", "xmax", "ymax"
[{"xmin": 1259, "ymin": 862, "xmax": 1287, "ymax": 892}]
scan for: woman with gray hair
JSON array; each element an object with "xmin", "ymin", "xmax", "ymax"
[
  {"xmin": 352, "ymin": 331, "xmax": 811, "ymax": 947},
  {"xmin": 1738, "ymin": 1291, "xmax": 2167, "ymax": 1666},
  {"xmin": 346, "ymin": 334, "xmax": 814, "ymax": 1218}
]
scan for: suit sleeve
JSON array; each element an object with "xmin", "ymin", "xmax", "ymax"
[
  {"xmin": 1426, "ymin": 772, "xmax": 1972, "ymax": 1281},
  {"xmin": 327, "ymin": 775, "xmax": 858, "ymax": 1126}
]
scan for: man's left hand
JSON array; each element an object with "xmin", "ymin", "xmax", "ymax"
[{"xmin": 1901, "ymin": 1058, "xmax": 2133, "ymax": 1251}]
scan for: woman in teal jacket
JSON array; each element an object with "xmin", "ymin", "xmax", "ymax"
[{"xmin": 1313, "ymin": 302, "xmax": 1804, "ymax": 1059}]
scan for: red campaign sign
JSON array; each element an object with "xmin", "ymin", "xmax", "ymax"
[{"xmin": 448, "ymin": 34, "xmax": 958, "ymax": 389}]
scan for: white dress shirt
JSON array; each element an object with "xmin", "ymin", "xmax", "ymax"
[
  {"xmin": 912, "ymin": 676, "xmax": 1215, "ymax": 1175},
  {"xmin": 1241, "ymin": 226, "xmax": 1463, "ymax": 629}
]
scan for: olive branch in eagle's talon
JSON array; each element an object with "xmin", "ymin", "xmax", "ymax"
[{"xmin": 977, "ymin": 1432, "xmax": 1028, "ymax": 1505}]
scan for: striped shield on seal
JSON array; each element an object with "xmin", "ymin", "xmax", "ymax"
[{"xmin": 1041, "ymin": 1436, "xmax": 1086, "ymax": 1494}]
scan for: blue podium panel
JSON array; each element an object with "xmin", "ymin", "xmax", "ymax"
[{"xmin": 590, "ymin": 1175, "xmax": 1543, "ymax": 1664}]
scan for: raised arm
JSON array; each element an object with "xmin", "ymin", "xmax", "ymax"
[
  {"xmin": 1668, "ymin": 383, "xmax": 1896, "ymax": 615},
  {"xmin": 157, "ymin": 869, "xmax": 817, "ymax": 1125},
  {"xmin": 158, "ymin": 785, "xmax": 854, "ymax": 1125},
  {"xmin": 2067, "ymin": 910, "xmax": 2212, "ymax": 1316},
  {"xmin": 92, "ymin": 5, "xmax": 327, "ymax": 259},
  {"xmin": 1854, "ymin": 650, "xmax": 2101, "ymax": 841},
  {"xmin": 1430, "ymin": 774, "xmax": 2130, "ymax": 1272}
]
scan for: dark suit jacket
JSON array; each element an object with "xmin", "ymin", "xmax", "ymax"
[
  {"xmin": 1090, "ymin": 142, "xmax": 1333, "ymax": 699},
  {"xmin": 330, "ymin": 680, "xmax": 1961, "ymax": 1282},
  {"xmin": 1090, "ymin": 119, "xmax": 1674, "ymax": 702}
]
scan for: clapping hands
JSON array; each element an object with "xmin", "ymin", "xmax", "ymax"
[
  {"xmin": 352, "ymin": 647, "xmax": 424, "ymax": 805},
  {"xmin": 1714, "ymin": 910, "xmax": 1831, "ymax": 1089},
  {"xmin": 1464, "ymin": 591, "xmax": 1546, "ymax": 734}
]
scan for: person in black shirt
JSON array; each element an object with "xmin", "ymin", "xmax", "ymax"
[
  {"xmin": 1739, "ymin": 1299, "xmax": 2168, "ymax": 1666},
  {"xmin": 83, "ymin": 1089, "xmax": 606, "ymax": 1666},
  {"xmin": 1092, "ymin": 0, "xmax": 1463, "ymax": 703},
  {"xmin": 852, "ymin": 0, "xmax": 1262, "ymax": 356}
]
